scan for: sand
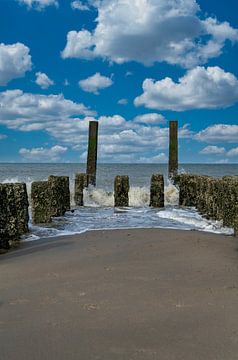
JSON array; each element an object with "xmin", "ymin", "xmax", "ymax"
[{"xmin": 1, "ymin": 228, "xmax": 238, "ymax": 360}]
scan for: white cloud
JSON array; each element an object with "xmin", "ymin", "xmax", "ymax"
[
  {"xmin": 215, "ymin": 159, "xmax": 229, "ymax": 164},
  {"xmin": 138, "ymin": 153, "xmax": 167, "ymax": 163},
  {"xmin": 199, "ymin": 145, "xmax": 225, "ymax": 155},
  {"xmin": 35, "ymin": 72, "xmax": 54, "ymax": 89},
  {"xmin": 134, "ymin": 113, "xmax": 165, "ymax": 125},
  {"xmin": 195, "ymin": 124, "xmax": 238, "ymax": 143},
  {"xmin": 71, "ymin": 1, "xmax": 90, "ymax": 11},
  {"xmin": 0, "ymin": 89, "xmax": 95, "ymax": 133},
  {"xmin": 16, "ymin": 0, "xmax": 58, "ymax": 10},
  {"xmin": 135, "ymin": 66, "xmax": 238, "ymax": 111},
  {"xmin": 227, "ymin": 147, "xmax": 238, "ymax": 157},
  {"xmin": 19, "ymin": 145, "xmax": 67, "ymax": 162},
  {"xmin": 118, "ymin": 98, "xmax": 128, "ymax": 105},
  {"xmin": 0, "ymin": 43, "xmax": 32, "ymax": 86},
  {"xmin": 62, "ymin": 30, "xmax": 95, "ymax": 60},
  {"xmin": 79, "ymin": 73, "xmax": 113, "ymax": 94},
  {"xmin": 61, "ymin": 0, "xmax": 238, "ymax": 68},
  {"xmin": 0, "ymin": 134, "xmax": 7, "ymax": 140},
  {"xmin": 0, "ymin": 89, "xmax": 192, "ymax": 163}
]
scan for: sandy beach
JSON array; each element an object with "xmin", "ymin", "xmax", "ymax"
[{"xmin": 1, "ymin": 228, "xmax": 238, "ymax": 360}]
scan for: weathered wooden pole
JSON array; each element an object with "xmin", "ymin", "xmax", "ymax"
[
  {"xmin": 86, "ymin": 121, "xmax": 98, "ymax": 186},
  {"xmin": 168, "ymin": 120, "xmax": 178, "ymax": 178}
]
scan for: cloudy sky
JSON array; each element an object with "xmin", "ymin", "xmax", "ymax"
[{"xmin": 0, "ymin": 0, "xmax": 237, "ymax": 163}]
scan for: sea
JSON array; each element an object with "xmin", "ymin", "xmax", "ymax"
[{"xmin": 1, "ymin": 163, "xmax": 238, "ymax": 241}]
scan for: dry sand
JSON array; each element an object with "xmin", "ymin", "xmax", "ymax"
[{"xmin": 1, "ymin": 228, "xmax": 238, "ymax": 360}]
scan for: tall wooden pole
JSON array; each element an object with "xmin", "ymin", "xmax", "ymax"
[
  {"xmin": 86, "ymin": 121, "xmax": 98, "ymax": 186},
  {"xmin": 168, "ymin": 120, "xmax": 178, "ymax": 178}
]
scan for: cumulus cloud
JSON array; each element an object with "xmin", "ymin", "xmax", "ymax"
[
  {"xmin": 215, "ymin": 159, "xmax": 229, "ymax": 164},
  {"xmin": 0, "ymin": 43, "xmax": 32, "ymax": 86},
  {"xmin": 199, "ymin": 145, "xmax": 225, "ymax": 155},
  {"xmin": 134, "ymin": 113, "xmax": 165, "ymax": 125},
  {"xmin": 0, "ymin": 89, "xmax": 193, "ymax": 162},
  {"xmin": 61, "ymin": 0, "xmax": 238, "ymax": 68},
  {"xmin": 35, "ymin": 72, "xmax": 54, "ymax": 89},
  {"xmin": 195, "ymin": 124, "xmax": 238, "ymax": 143},
  {"xmin": 79, "ymin": 73, "xmax": 113, "ymax": 94},
  {"xmin": 0, "ymin": 89, "xmax": 95, "ymax": 133},
  {"xmin": 19, "ymin": 145, "xmax": 67, "ymax": 162},
  {"xmin": 118, "ymin": 98, "xmax": 128, "ymax": 105},
  {"xmin": 135, "ymin": 66, "xmax": 238, "ymax": 111},
  {"xmin": 138, "ymin": 153, "xmax": 167, "ymax": 163},
  {"xmin": 16, "ymin": 0, "xmax": 58, "ymax": 10},
  {"xmin": 71, "ymin": 1, "xmax": 90, "ymax": 11},
  {"xmin": 227, "ymin": 147, "xmax": 238, "ymax": 157}
]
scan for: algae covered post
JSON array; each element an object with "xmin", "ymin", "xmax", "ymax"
[
  {"xmin": 168, "ymin": 120, "xmax": 178, "ymax": 178},
  {"xmin": 31, "ymin": 181, "xmax": 52, "ymax": 224},
  {"xmin": 114, "ymin": 176, "xmax": 130, "ymax": 207},
  {"xmin": 86, "ymin": 121, "xmax": 98, "ymax": 186},
  {"xmin": 74, "ymin": 173, "xmax": 88, "ymax": 206},
  {"xmin": 150, "ymin": 174, "xmax": 164, "ymax": 208}
]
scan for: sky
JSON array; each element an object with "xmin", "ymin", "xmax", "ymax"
[{"xmin": 0, "ymin": 0, "xmax": 238, "ymax": 164}]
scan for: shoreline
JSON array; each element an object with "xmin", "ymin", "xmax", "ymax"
[
  {"xmin": 1, "ymin": 228, "xmax": 238, "ymax": 359},
  {"xmin": 22, "ymin": 221, "xmax": 235, "ymax": 245}
]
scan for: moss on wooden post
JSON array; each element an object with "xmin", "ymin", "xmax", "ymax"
[
  {"xmin": 48, "ymin": 175, "xmax": 70, "ymax": 216},
  {"xmin": 114, "ymin": 176, "xmax": 129, "ymax": 207},
  {"xmin": 168, "ymin": 120, "xmax": 178, "ymax": 178},
  {"xmin": 0, "ymin": 182, "xmax": 29, "ymax": 251},
  {"xmin": 3, "ymin": 184, "xmax": 20, "ymax": 245},
  {"xmin": 0, "ymin": 184, "xmax": 9, "ymax": 250},
  {"xmin": 74, "ymin": 173, "xmax": 88, "ymax": 206},
  {"xmin": 86, "ymin": 121, "xmax": 98, "ymax": 186},
  {"xmin": 178, "ymin": 174, "xmax": 199, "ymax": 207},
  {"xmin": 150, "ymin": 174, "xmax": 164, "ymax": 207},
  {"xmin": 14, "ymin": 183, "xmax": 29, "ymax": 235},
  {"xmin": 222, "ymin": 176, "xmax": 238, "ymax": 228},
  {"xmin": 31, "ymin": 181, "xmax": 52, "ymax": 224}
]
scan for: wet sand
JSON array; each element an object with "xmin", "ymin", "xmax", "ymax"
[{"xmin": 1, "ymin": 228, "xmax": 238, "ymax": 360}]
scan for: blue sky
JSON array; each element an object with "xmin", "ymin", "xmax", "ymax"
[{"xmin": 0, "ymin": 0, "xmax": 237, "ymax": 163}]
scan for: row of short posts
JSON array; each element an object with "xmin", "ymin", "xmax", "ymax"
[
  {"xmin": 174, "ymin": 174, "xmax": 238, "ymax": 235},
  {"xmin": 75, "ymin": 173, "xmax": 165, "ymax": 208},
  {"xmin": 0, "ymin": 183, "xmax": 29, "ymax": 251}
]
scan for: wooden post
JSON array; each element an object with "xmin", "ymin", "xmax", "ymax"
[
  {"xmin": 114, "ymin": 176, "xmax": 129, "ymax": 207},
  {"xmin": 31, "ymin": 181, "xmax": 52, "ymax": 224},
  {"xmin": 168, "ymin": 120, "xmax": 178, "ymax": 178},
  {"xmin": 86, "ymin": 121, "xmax": 98, "ymax": 186},
  {"xmin": 74, "ymin": 173, "xmax": 88, "ymax": 206},
  {"xmin": 150, "ymin": 174, "xmax": 164, "ymax": 208}
]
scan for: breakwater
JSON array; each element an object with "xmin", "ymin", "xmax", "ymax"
[
  {"xmin": 174, "ymin": 174, "xmax": 238, "ymax": 236},
  {"xmin": 0, "ymin": 183, "xmax": 29, "ymax": 251},
  {"xmin": 0, "ymin": 173, "xmax": 237, "ymax": 252}
]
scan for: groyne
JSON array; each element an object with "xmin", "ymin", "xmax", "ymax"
[
  {"xmin": 174, "ymin": 174, "xmax": 238, "ymax": 235},
  {"xmin": 0, "ymin": 173, "xmax": 237, "ymax": 252}
]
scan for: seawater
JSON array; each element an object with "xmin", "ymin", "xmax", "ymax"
[{"xmin": 0, "ymin": 163, "xmax": 237, "ymax": 240}]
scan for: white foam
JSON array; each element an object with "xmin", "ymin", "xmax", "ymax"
[
  {"xmin": 83, "ymin": 187, "xmax": 114, "ymax": 207},
  {"xmin": 129, "ymin": 186, "xmax": 150, "ymax": 206},
  {"xmin": 164, "ymin": 181, "xmax": 179, "ymax": 206},
  {"xmin": 157, "ymin": 208, "xmax": 234, "ymax": 235}
]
